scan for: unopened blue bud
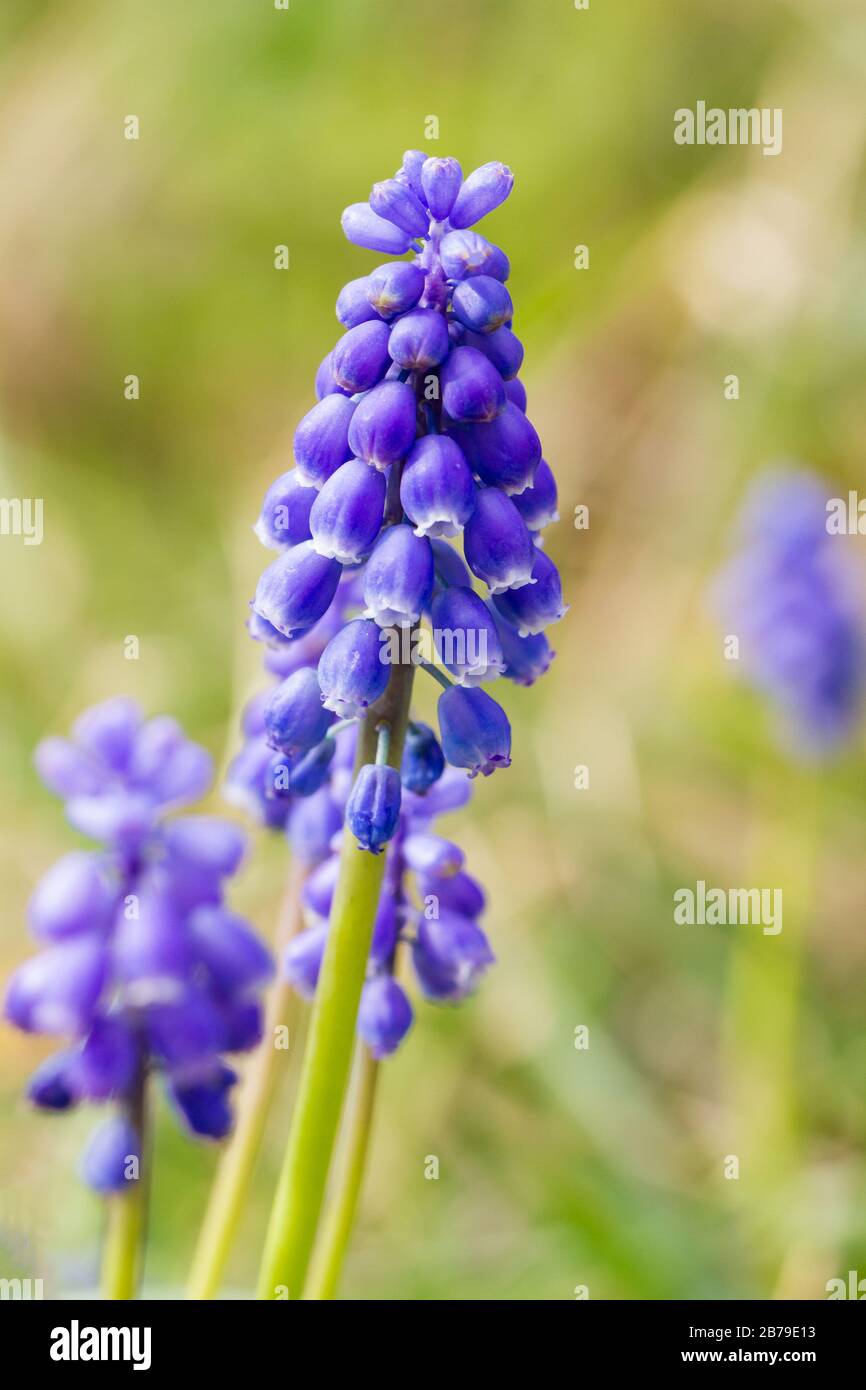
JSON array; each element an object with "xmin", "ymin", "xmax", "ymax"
[
  {"xmin": 455, "ymin": 401, "xmax": 540, "ymax": 495},
  {"xmin": 401, "ymin": 721, "xmax": 445, "ymax": 794},
  {"xmin": 421, "ymin": 156, "xmax": 463, "ymax": 220},
  {"xmin": 512, "ymin": 458, "xmax": 559, "ymax": 531},
  {"xmin": 348, "ymin": 380, "xmax": 417, "ymax": 469},
  {"xmin": 264, "ymin": 667, "xmax": 335, "ymax": 757},
  {"xmin": 412, "ymin": 911, "xmax": 495, "ymax": 1001},
  {"xmin": 463, "ymin": 326, "xmax": 523, "ymax": 379},
  {"xmin": 346, "ymin": 763, "xmax": 402, "ymax": 853},
  {"xmin": 336, "ymin": 276, "xmax": 380, "ymax": 328},
  {"xmin": 439, "ymin": 229, "xmax": 509, "ymax": 283},
  {"xmin": 80, "ymin": 1116, "xmax": 141, "ymax": 1192},
  {"xmin": 450, "ymin": 275, "xmax": 513, "ymax": 334},
  {"xmin": 366, "ymin": 262, "xmax": 426, "ymax": 318},
  {"xmin": 431, "ymin": 586, "xmax": 505, "ymax": 685},
  {"xmin": 440, "ymin": 345, "xmax": 505, "ymax": 424},
  {"xmin": 370, "ymin": 178, "xmax": 429, "ymax": 238},
  {"xmin": 387, "ymin": 307, "xmax": 450, "ymax": 371},
  {"xmin": 449, "ymin": 161, "xmax": 514, "ymax": 230},
  {"xmin": 358, "ymin": 975, "xmax": 413, "ymax": 1058},
  {"xmin": 342, "ymin": 202, "xmax": 416, "ymax": 255}
]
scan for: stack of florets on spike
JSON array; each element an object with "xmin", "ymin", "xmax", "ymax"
[
  {"xmin": 247, "ymin": 150, "xmax": 566, "ymax": 867},
  {"xmin": 3, "ymin": 700, "xmax": 273, "ymax": 1189}
]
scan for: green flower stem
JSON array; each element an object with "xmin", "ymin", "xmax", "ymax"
[
  {"xmin": 724, "ymin": 759, "xmax": 821, "ymax": 1291},
  {"xmin": 186, "ymin": 861, "xmax": 307, "ymax": 1300},
  {"xmin": 101, "ymin": 1071, "xmax": 149, "ymax": 1300},
  {"xmin": 304, "ymin": 1042, "xmax": 380, "ymax": 1300},
  {"xmin": 256, "ymin": 655, "xmax": 416, "ymax": 1300}
]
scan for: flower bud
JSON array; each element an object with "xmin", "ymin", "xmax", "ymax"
[
  {"xmin": 5, "ymin": 936, "xmax": 108, "ymax": 1035},
  {"xmin": 285, "ymin": 923, "xmax": 328, "ymax": 998},
  {"xmin": 285, "ymin": 737, "xmax": 337, "ymax": 797},
  {"xmin": 253, "ymin": 541, "xmax": 342, "ymax": 638},
  {"xmin": 440, "ymin": 345, "xmax": 505, "ymax": 423},
  {"xmin": 401, "ymin": 721, "xmax": 445, "ymax": 794},
  {"xmin": 421, "ymin": 156, "xmax": 463, "ymax": 220},
  {"xmin": 492, "ymin": 547, "xmax": 568, "ymax": 636},
  {"xmin": 255, "ymin": 469, "xmax": 315, "ymax": 549},
  {"xmin": 310, "ymin": 458, "xmax": 386, "ymax": 563},
  {"xmin": 293, "ymin": 393, "xmax": 356, "ymax": 489},
  {"xmin": 346, "ymin": 764, "xmax": 402, "ymax": 853},
  {"xmin": 448, "ymin": 161, "xmax": 514, "ymax": 230},
  {"xmin": 80, "ymin": 1116, "xmax": 141, "ymax": 1192},
  {"xmin": 366, "ymin": 262, "xmax": 426, "ymax": 317},
  {"xmin": 463, "ymin": 326, "xmax": 523, "ymax": 379},
  {"xmin": 403, "ymin": 831, "xmax": 464, "ymax": 877},
  {"xmin": 331, "ymin": 320, "xmax": 392, "ymax": 393},
  {"xmin": 418, "ymin": 869, "xmax": 486, "ymax": 918},
  {"xmin": 455, "ymin": 402, "xmax": 540, "ymax": 495},
  {"xmin": 28, "ymin": 852, "xmax": 116, "ymax": 941},
  {"xmin": 400, "ymin": 435, "xmax": 476, "ymax": 538},
  {"xmin": 396, "ymin": 149, "xmax": 427, "ymax": 202},
  {"xmin": 387, "ymin": 307, "xmax": 450, "ymax": 370},
  {"xmin": 431, "ymin": 586, "xmax": 505, "ymax": 685},
  {"xmin": 358, "ymin": 975, "xmax": 413, "ymax": 1058},
  {"xmin": 264, "ymin": 667, "xmax": 335, "ymax": 757},
  {"xmin": 505, "ymin": 377, "xmax": 526, "ymax": 411},
  {"xmin": 169, "ymin": 1064, "xmax": 237, "ymax": 1140},
  {"xmin": 341, "ymin": 202, "xmax": 416, "ymax": 254},
  {"xmin": 437, "ymin": 685, "xmax": 512, "ymax": 777},
  {"xmin": 412, "ymin": 911, "xmax": 495, "ymax": 1001},
  {"xmin": 512, "ymin": 458, "xmax": 559, "ymax": 531},
  {"xmin": 439, "ymin": 229, "xmax": 509, "ymax": 282},
  {"xmin": 463, "ymin": 487, "xmax": 536, "ymax": 592},
  {"xmin": 491, "ymin": 607, "xmax": 556, "ymax": 686},
  {"xmin": 363, "ymin": 525, "xmax": 434, "ymax": 627},
  {"xmin": 336, "ymin": 276, "xmax": 380, "ymax": 328},
  {"xmin": 450, "ymin": 275, "xmax": 513, "ymax": 334},
  {"xmin": 348, "ymin": 380, "xmax": 417, "ymax": 469},
  {"xmin": 370, "ymin": 178, "xmax": 429, "ymax": 238},
  {"xmin": 318, "ymin": 618, "xmax": 390, "ymax": 718}
]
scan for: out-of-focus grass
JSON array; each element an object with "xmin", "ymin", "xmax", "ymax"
[{"xmin": 1, "ymin": 0, "xmax": 865, "ymax": 1299}]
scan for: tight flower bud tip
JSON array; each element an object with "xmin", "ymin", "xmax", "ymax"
[
  {"xmin": 431, "ymin": 586, "xmax": 505, "ymax": 686},
  {"xmin": 412, "ymin": 911, "xmax": 495, "ymax": 1001},
  {"xmin": 396, "ymin": 149, "xmax": 428, "ymax": 202},
  {"xmin": 341, "ymin": 202, "xmax": 416, "ymax": 255},
  {"xmin": 463, "ymin": 325, "xmax": 523, "ymax": 380},
  {"xmin": 449, "ymin": 161, "xmax": 514, "ymax": 230},
  {"xmin": 370, "ymin": 177, "xmax": 429, "ymax": 238},
  {"xmin": 421, "ymin": 156, "xmax": 463, "ymax": 220},
  {"xmin": 512, "ymin": 459, "xmax": 559, "ymax": 531},
  {"xmin": 455, "ymin": 401, "xmax": 540, "ymax": 495},
  {"xmin": 346, "ymin": 764, "xmax": 402, "ymax": 853},
  {"xmin": 28, "ymin": 852, "xmax": 116, "ymax": 941}
]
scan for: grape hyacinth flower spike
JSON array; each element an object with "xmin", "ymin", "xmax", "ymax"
[
  {"xmin": 6, "ymin": 699, "xmax": 272, "ymax": 1299},
  {"xmin": 244, "ymin": 150, "xmax": 565, "ymax": 1301}
]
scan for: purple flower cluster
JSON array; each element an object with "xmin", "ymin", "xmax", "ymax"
[
  {"xmin": 248, "ymin": 150, "xmax": 564, "ymax": 857},
  {"xmin": 4, "ymin": 699, "xmax": 273, "ymax": 1189},
  {"xmin": 714, "ymin": 468, "xmax": 866, "ymax": 755}
]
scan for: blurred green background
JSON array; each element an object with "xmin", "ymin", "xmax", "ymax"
[{"xmin": 1, "ymin": 0, "xmax": 865, "ymax": 1300}]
